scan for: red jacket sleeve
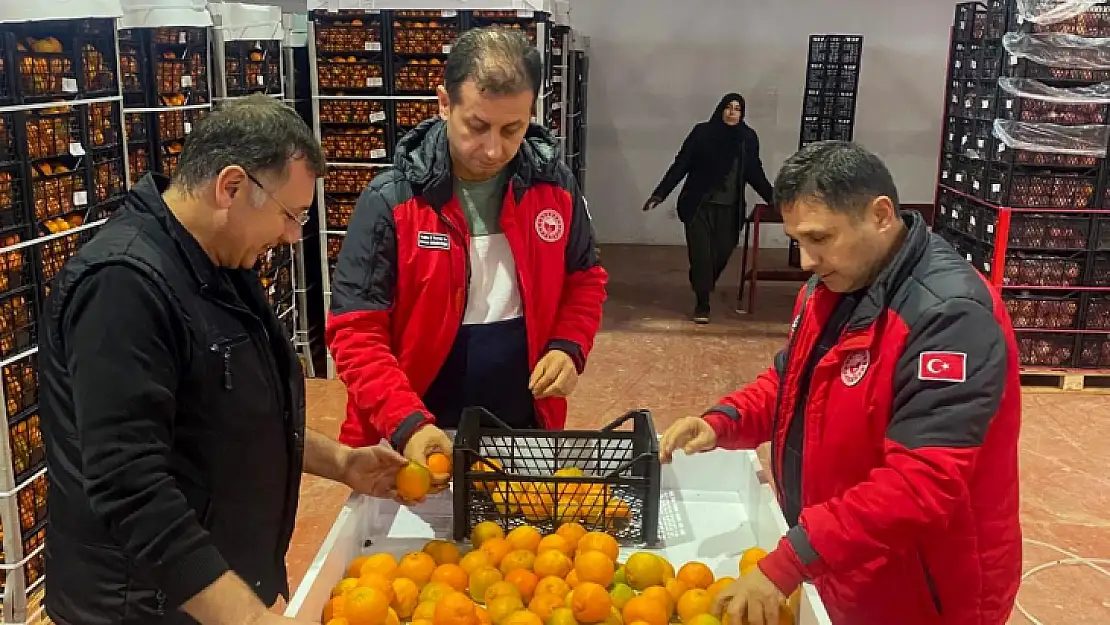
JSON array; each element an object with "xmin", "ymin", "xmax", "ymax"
[
  {"xmin": 326, "ymin": 180, "xmax": 432, "ymax": 449},
  {"xmin": 703, "ymin": 279, "xmax": 814, "ymax": 449},
  {"xmin": 546, "ymin": 173, "xmax": 608, "ymax": 372},
  {"xmin": 758, "ymin": 298, "xmax": 1010, "ymax": 593}
]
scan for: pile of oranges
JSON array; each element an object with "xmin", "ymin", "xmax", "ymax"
[{"xmin": 322, "ymin": 521, "xmax": 798, "ymax": 625}]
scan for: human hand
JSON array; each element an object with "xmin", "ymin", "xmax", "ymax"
[
  {"xmin": 529, "ymin": 350, "xmax": 579, "ymax": 399},
  {"xmin": 253, "ymin": 614, "xmax": 319, "ymax": 625},
  {"xmin": 340, "ymin": 443, "xmax": 408, "ymax": 499},
  {"xmin": 659, "ymin": 416, "xmax": 718, "ymax": 463},
  {"xmin": 642, "ymin": 196, "xmax": 662, "ymax": 212},
  {"xmin": 402, "ymin": 424, "xmax": 453, "ymax": 495},
  {"xmin": 712, "ymin": 567, "xmax": 786, "ymax": 625}
]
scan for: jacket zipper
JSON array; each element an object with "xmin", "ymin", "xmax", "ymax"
[
  {"xmin": 769, "ymin": 280, "xmax": 818, "ymax": 489},
  {"xmin": 438, "ymin": 209, "xmax": 471, "ymax": 326},
  {"xmin": 209, "ymin": 334, "xmax": 249, "ymax": 390},
  {"xmin": 920, "ymin": 551, "xmax": 943, "ymax": 615}
]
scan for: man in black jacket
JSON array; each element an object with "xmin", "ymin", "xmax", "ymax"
[
  {"xmin": 644, "ymin": 93, "xmax": 774, "ymax": 323},
  {"xmin": 40, "ymin": 95, "xmax": 407, "ymax": 625}
]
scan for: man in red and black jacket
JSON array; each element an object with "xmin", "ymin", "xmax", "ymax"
[
  {"xmin": 326, "ymin": 27, "xmax": 607, "ymax": 478},
  {"xmin": 660, "ymin": 142, "xmax": 1022, "ymax": 625}
]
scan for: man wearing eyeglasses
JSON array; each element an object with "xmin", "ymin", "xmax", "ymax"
[{"xmin": 38, "ymin": 95, "xmax": 407, "ymax": 625}]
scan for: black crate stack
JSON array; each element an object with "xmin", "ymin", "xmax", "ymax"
[
  {"xmin": 935, "ymin": 1, "xmax": 1110, "ymax": 372},
  {"xmin": 798, "ymin": 34, "xmax": 863, "ymax": 148}
]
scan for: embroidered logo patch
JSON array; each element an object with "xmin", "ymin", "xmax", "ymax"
[
  {"xmin": 918, "ymin": 351, "xmax": 967, "ymax": 383},
  {"xmin": 535, "ymin": 208, "xmax": 565, "ymax": 243},
  {"xmin": 840, "ymin": 350, "xmax": 871, "ymax": 387},
  {"xmin": 417, "ymin": 231, "xmax": 450, "ymax": 250}
]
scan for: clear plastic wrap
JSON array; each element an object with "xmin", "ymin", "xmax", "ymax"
[
  {"xmin": 1015, "ymin": 0, "xmax": 1104, "ymax": 24},
  {"xmin": 1003, "ymin": 31, "xmax": 1110, "ymax": 69},
  {"xmin": 999, "ymin": 76, "xmax": 1110, "ymax": 102},
  {"xmin": 993, "ymin": 119, "xmax": 1109, "ymax": 156}
]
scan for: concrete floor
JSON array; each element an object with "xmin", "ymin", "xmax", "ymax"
[{"xmin": 287, "ymin": 245, "xmax": 1110, "ymax": 624}]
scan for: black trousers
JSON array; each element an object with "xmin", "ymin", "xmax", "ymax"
[{"xmin": 684, "ymin": 201, "xmax": 741, "ymax": 306}]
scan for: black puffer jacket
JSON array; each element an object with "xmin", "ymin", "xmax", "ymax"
[
  {"xmin": 39, "ymin": 173, "xmax": 305, "ymax": 624},
  {"xmin": 651, "ymin": 94, "xmax": 774, "ymax": 223}
]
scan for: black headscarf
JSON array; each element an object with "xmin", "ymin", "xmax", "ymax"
[{"xmin": 703, "ymin": 92, "xmax": 746, "ymax": 182}]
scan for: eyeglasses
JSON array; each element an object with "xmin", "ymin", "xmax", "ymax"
[{"xmin": 243, "ymin": 170, "xmax": 311, "ymax": 226}]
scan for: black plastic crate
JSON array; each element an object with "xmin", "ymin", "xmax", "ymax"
[
  {"xmin": 37, "ymin": 230, "xmax": 85, "ymax": 288},
  {"xmin": 87, "ymin": 101, "xmax": 122, "ymax": 152},
  {"xmin": 125, "ymin": 111, "xmax": 148, "ymax": 145},
  {"xmin": 326, "ymin": 233, "xmax": 344, "ymax": 277},
  {"xmin": 1018, "ymin": 332, "xmax": 1078, "ymax": 368},
  {"xmin": 955, "ymin": 2, "xmax": 985, "ymax": 41},
  {"xmin": 999, "ymin": 95, "xmax": 1109, "ymax": 125},
  {"xmin": 324, "ymin": 165, "xmax": 385, "ymax": 195},
  {"xmin": 452, "ymin": 408, "xmax": 661, "ymax": 546},
  {"xmin": 0, "ymin": 37, "xmax": 11, "ymax": 105},
  {"xmin": 224, "ymin": 40, "xmax": 282, "ymax": 95},
  {"xmin": 1010, "ymin": 3, "xmax": 1110, "ymax": 36},
  {"xmin": 321, "ymin": 127, "xmax": 388, "ymax": 162},
  {"xmin": 314, "ymin": 12, "xmax": 384, "ymax": 53},
  {"xmin": 326, "ymin": 197, "xmax": 356, "ymax": 230},
  {"xmin": 987, "ymin": 171, "xmax": 1098, "ymax": 208},
  {"xmin": 319, "ymin": 99, "xmax": 388, "ymax": 125},
  {"xmin": 128, "ymin": 146, "xmax": 150, "ymax": 185},
  {"xmin": 91, "ymin": 152, "xmax": 125, "ymax": 204},
  {"xmin": 392, "ymin": 56, "xmax": 442, "ymax": 95},
  {"xmin": 947, "ymin": 79, "xmax": 964, "ymax": 116},
  {"xmin": 118, "ymin": 32, "xmax": 145, "ymax": 104},
  {"xmin": 1079, "ymin": 335, "xmax": 1110, "ymax": 368},
  {"xmin": 0, "ymin": 526, "xmax": 46, "ymax": 588},
  {"xmin": 1096, "ymin": 218, "xmax": 1110, "ymax": 251},
  {"xmin": 1084, "ymin": 295, "xmax": 1110, "ymax": 331},
  {"xmin": 0, "ymin": 229, "xmax": 31, "ymax": 296},
  {"xmin": 1005, "ymin": 291, "xmax": 1082, "ymax": 329},
  {"xmin": 30, "ymin": 162, "xmax": 88, "ymax": 228},
  {"xmin": 391, "ymin": 20, "xmax": 459, "ymax": 56},
  {"xmin": 77, "ymin": 23, "xmax": 119, "ymax": 96},
  {"xmin": 264, "ymin": 264, "xmax": 292, "ymax": 311},
  {"xmin": 937, "ymin": 190, "xmax": 977, "ymax": 237},
  {"xmin": 14, "ymin": 38, "xmax": 78, "ymax": 101},
  {"xmin": 2, "ymin": 352, "xmax": 38, "ymax": 419},
  {"xmin": 1090, "ymin": 253, "xmax": 1110, "ymax": 286},
  {"xmin": 1001, "ymin": 251, "xmax": 1086, "ymax": 287},
  {"xmin": 0, "ymin": 113, "xmax": 16, "ymax": 164},
  {"xmin": 317, "ymin": 57, "xmax": 385, "ymax": 92},
  {"xmin": 0, "ymin": 166, "xmax": 28, "ymax": 230},
  {"xmin": 20, "ymin": 105, "xmax": 81, "ymax": 162},
  {"xmin": 149, "ymin": 28, "xmax": 210, "ymax": 106},
  {"xmin": 15, "ymin": 472, "xmax": 48, "ymax": 533},
  {"xmin": 989, "ymin": 137, "xmax": 1103, "ymax": 168},
  {"xmin": 8, "ymin": 412, "xmax": 45, "ymax": 500},
  {"xmin": 1006, "ymin": 55, "xmax": 1110, "ymax": 83},
  {"xmin": 983, "ymin": 213, "xmax": 1092, "ymax": 250},
  {"xmin": 0, "ymin": 287, "xmax": 35, "ymax": 359},
  {"xmin": 156, "ymin": 108, "xmax": 206, "ymax": 143}
]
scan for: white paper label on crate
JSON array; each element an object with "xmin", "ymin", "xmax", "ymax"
[
  {"xmin": 442, "ymin": 45, "xmax": 453, "ymax": 54},
  {"xmin": 62, "ymin": 78, "xmax": 78, "ymax": 93},
  {"xmin": 1010, "ymin": 55, "xmax": 1018, "ymax": 66},
  {"xmin": 367, "ymin": 77, "xmax": 383, "ymax": 87},
  {"xmin": 970, "ymin": 60, "xmax": 977, "ymax": 69},
  {"xmin": 982, "ymin": 100, "xmax": 989, "ymax": 109},
  {"xmin": 942, "ymin": 171, "xmax": 949, "ymax": 179},
  {"xmin": 182, "ymin": 75, "xmax": 193, "ymax": 88},
  {"xmin": 955, "ymin": 60, "xmax": 961, "ymax": 68},
  {"xmin": 553, "ymin": 47, "xmax": 562, "ymax": 55},
  {"xmin": 256, "ymin": 74, "xmax": 265, "ymax": 86},
  {"xmin": 68, "ymin": 142, "xmax": 85, "ymax": 157},
  {"xmin": 966, "ymin": 253, "xmax": 973, "ymax": 262},
  {"xmin": 961, "ymin": 135, "xmax": 968, "ymax": 145},
  {"xmin": 955, "ymin": 173, "xmax": 963, "ymax": 182},
  {"xmin": 973, "ymin": 180, "xmax": 980, "ymax": 190},
  {"xmin": 179, "ymin": 31, "xmax": 187, "ymax": 44},
  {"xmin": 552, "ymin": 102, "xmax": 561, "ymax": 110},
  {"xmin": 365, "ymin": 42, "xmax": 381, "ymax": 51},
  {"xmin": 970, "ymin": 216, "xmax": 977, "ymax": 226},
  {"xmin": 442, "ymin": 10, "xmax": 457, "ymax": 16},
  {"xmin": 987, "ymin": 224, "xmax": 995, "ymax": 233},
  {"xmin": 517, "ymin": 10, "xmax": 535, "ymax": 17},
  {"xmin": 74, "ymin": 191, "xmax": 88, "ymax": 206},
  {"xmin": 369, "ymin": 111, "xmax": 386, "ymax": 123},
  {"xmin": 370, "ymin": 148, "xmax": 387, "ymax": 159},
  {"xmin": 952, "ymin": 210, "xmax": 959, "ymax": 220},
  {"xmin": 184, "ymin": 121, "xmax": 192, "ymax": 134},
  {"xmin": 553, "ymin": 75, "xmax": 562, "ymax": 83},
  {"xmin": 984, "ymin": 262, "xmax": 991, "ymax": 273},
  {"xmin": 992, "ymin": 183, "xmax": 1001, "ymax": 193},
  {"xmin": 998, "ymin": 143, "xmax": 1006, "ymax": 153}
]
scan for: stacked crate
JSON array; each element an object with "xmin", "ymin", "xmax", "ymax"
[
  {"xmin": 798, "ymin": 34, "xmax": 863, "ymax": 148},
  {"xmin": 935, "ymin": 1, "xmax": 1110, "ymax": 373}
]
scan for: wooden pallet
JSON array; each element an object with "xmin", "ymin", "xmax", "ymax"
[{"xmin": 1020, "ymin": 368, "xmax": 1110, "ymax": 392}]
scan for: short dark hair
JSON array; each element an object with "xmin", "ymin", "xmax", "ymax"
[
  {"xmin": 444, "ymin": 27, "xmax": 542, "ymax": 102},
  {"xmin": 773, "ymin": 141, "xmax": 900, "ymax": 214},
  {"xmin": 172, "ymin": 94, "xmax": 326, "ymax": 191}
]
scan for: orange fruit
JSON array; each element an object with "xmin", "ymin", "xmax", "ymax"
[
  {"xmin": 326, "ymin": 619, "xmax": 350, "ymax": 625},
  {"xmin": 432, "ymin": 563, "xmax": 470, "ymax": 592},
  {"xmin": 347, "ymin": 556, "xmax": 372, "ymax": 579},
  {"xmin": 345, "ymin": 587, "xmax": 390, "ymax": 625},
  {"xmin": 676, "ymin": 589, "xmax": 712, "ymax": 623},
  {"xmin": 504, "ymin": 610, "xmax": 544, "ymax": 625},
  {"xmin": 535, "ymin": 576, "xmax": 571, "ymax": 599},
  {"xmin": 609, "ymin": 584, "xmax": 635, "ymax": 610},
  {"xmin": 602, "ymin": 606, "xmax": 623, "ymax": 625},
  {"xmin": 575, "ymin": 533, "xmax": 618, "ymax": 562},
  {"xmin": 484, "ymin": 580, "xmax": 522, "ymax": 603},
  {"xmin": 471, "ymin": 458, "xmax": 504, "ymax": 494},
  {"xmin": 460, "ymin": 550, "xmax": 493, "ymax": 575},
  {"xmin": 397, "ymin": 462, "xmax": 433, "ymax": 500},
  {"xmin": 664, "ymin": 579, "xmax": 689, "ymax": 603},
  {"xmin": 529, "ymin": 593, "xmax": 567, "ymax": 622},
  {"xmin": 488, "ymin": 596, "xmax": 526, "ymax": 625},
  {"xmin": 482, "ymin": 538, "xmax": 514, "ymax": 567},
  {"xmin": 534, "ymin": 550, "xmax": 574, "ymax": 579},
  {"xmin": 569, "ymin": 582, "xmax": 612, "ymax": 624},
  {"xmin": 398, "ymin": 552, "xmax": 438, "ymax": 587},
  {"xmin": 505, "ymin": 568, "xmax": 539, "ymax": 602},
  {"xmin": 706, "ymin": 577, "xmax": 734, "ymax": 600},
  {"xmin": 623, "ymin": 553, "xmax": 665, "ymax": 591},
  {"xmin": 627, "ymin": 621, "xmax": 652, "ymax": 625},
  {"xmin": 414, "ymin": 601, "xmax": 438, "ymax": 621},
  {"xmin": 738, "ymin": 548, "xmax": 767, "ymax": 576},
  {"xmin": 565, "ymin": 570, "xmax": 580, "ymax": 588},
  {"xmin": 548, "ymin": 606, "xmax": 579, "ymax": 625},
  {"xmin": 677, "ymin": 563, "xmax": 714, "ymax": 590},
  {"xmin": 537, "ymin": 534, "xmax": 573, "ymax": 556},
  {"xmin": 574, "ymin": 551, "xmax": 615, "ymax": 587},
  {"xmin": 639, "ymin": 588, "xmax": 673, "ymax": 621},
  {"xmin": 427, "ymin": 452, "xmax": 452, "ymax": 474},
  {"xmin": 472, "ymin": 521, "xmax": 506, "ymax": 548},
  {"xmin": 621, "ymin": 597, "xmax": 668, "ymax": 625},
  {"xmin": 361, "ymin": 553, "xmax": 400, "ymax": 579},
  {"xmin": 386, "ymin": 607, "xmax": 401, "ymax": 625},
  {"xmin": 421, "ymin": 581, "xmax": 455, "ymax": 604},
  {"xmin": 686, "ymin": 615, "xmax": 721, "ymax": 625},
  {"xmin": 507, "ymin": 526, "xmax": 543, "ymax": 553},
  {"xmin": 468, "ymin": 566, "xmax": 504, "ymax": 603},
  {"xmin": 414, "ymin": 620, "xmax": 435, "ymax": 625},
  {"xmin": 500, "ymin": 549, "xmax": 536, "ymax": 575},
  {"xmin": 556, "ymin": 522, "xmax": 587, "ymax": 550},
  {"xmin": 434, "ymin": 591, "xmax": 479, "ymax": 625},
  {"xmin": 392, "ymin": 577, "xmax": 421, "ymax": 619},
  {"xmin": 425, "ymin": 540, "xmax": 462, "ymax": 565},
  {"xmin": 476, "ymin": 606, "xmax": 493, "ymax": 625},
  {"xmin": 324, "ymin": 596, "xmax": 346, "ymax": 622},
  {"xmin": 333, "ymin": 577, "xmax": 359, "ymax": 597},
  {"xmin": 357, "ymin": 572, "xmax": 396, "ymax": 603},
  {"xmin": 658, "ymin": 557, "xmax": 675, "ymax": 580}
]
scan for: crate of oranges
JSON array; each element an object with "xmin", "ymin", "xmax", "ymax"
[{"xmin": 450, "ymin": 408, "xmax": 661, "ymax": 547}]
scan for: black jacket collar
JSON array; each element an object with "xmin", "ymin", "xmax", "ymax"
[
  {"xmin": 847, "ymin": 210, "xmax": 930, "ymax": 331},
  {"xmin": 393, "ymin": 117, "xmax": 563, "ymax": 210},
  {"xmin": 127, "ymin": 173, "xmax": 221, "ymax": 291}
]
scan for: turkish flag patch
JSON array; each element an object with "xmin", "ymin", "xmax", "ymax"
[{"xmin": 917, "ymin": 351, "xmax": 967, "ymax": 383}]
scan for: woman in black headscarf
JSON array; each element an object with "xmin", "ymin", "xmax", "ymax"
[{"xmin": 644, "ymin": 93, "xmax": 774, "ymax": 323}]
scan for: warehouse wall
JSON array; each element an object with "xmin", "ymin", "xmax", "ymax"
[{"xmin": 571, "ymin": 0, "xmax": 955, "ymax": 246}]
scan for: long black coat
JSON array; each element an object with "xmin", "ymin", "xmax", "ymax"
[{"xmin": 651, "ymin": 119, "xmax": 775, "ymax": 224}]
